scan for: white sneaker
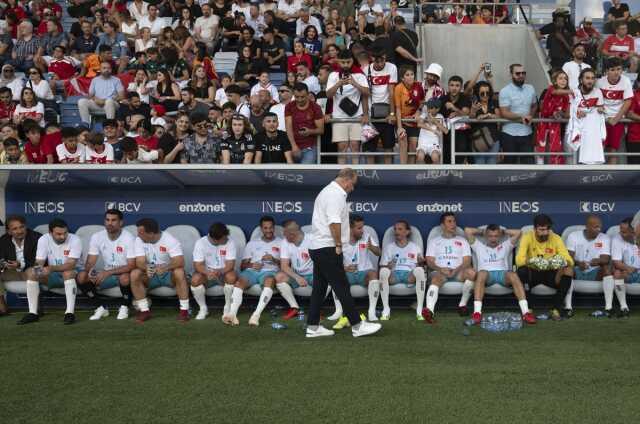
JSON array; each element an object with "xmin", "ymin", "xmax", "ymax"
[
  {"xmin": 352, "ymin": 321, "xmax": 382, "ymax": 338},
  {"xmin": 367, "ymin": 310, "xmax": 378, "ymax": 322},
  {"xmin": 89, "ymin": 306, "xmax": 109, "ymax": 321},
  {"xmin": 327, "ymin": 310, "xmax": 343, "ymax": 321},
  {"xmin": 195, "ymin": 307, "xmax": 209, "ymax": 320},
  {"xmin": 248, "ymin": 312, "xmax": 260, "ymax": 326},
  {"xmin": 305, "ymin": 325, "xmax": 335, "ymax": 338},
  {"xmin": 116, "ymin": 305, "xmax": 129, "ymax": 320}
]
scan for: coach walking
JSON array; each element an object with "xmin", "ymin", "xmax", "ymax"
[{"xmin": 306, "ymin": 168, "xmax": 382, "ymax": 338}]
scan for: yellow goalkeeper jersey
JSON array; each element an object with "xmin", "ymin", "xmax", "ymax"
[{"xmin": 515, "ymin": 230, "xmax": 574, "ymax": 267}]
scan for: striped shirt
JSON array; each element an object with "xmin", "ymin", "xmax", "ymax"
[{"xmin": 14, "ymin": 35, "xmax": 41, "ymax": 60}]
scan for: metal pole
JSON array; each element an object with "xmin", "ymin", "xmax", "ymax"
[
  {"xmin": 316, "ymin": 135, "xmax": 321, "ymax": 165},
  {"xmin": 451, "ymin": 126, "xmax": 456, "ymax": 165}
]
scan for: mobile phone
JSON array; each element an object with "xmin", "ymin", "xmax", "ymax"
[{"xmin": 484, "ymin": 63, "xmax": 492, "ymax": 74}]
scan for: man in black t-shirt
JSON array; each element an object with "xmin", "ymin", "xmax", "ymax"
[
  {"xmin": 389, "ymin": 16, "xmax": 421, "ymax": 73},
  {"xmin": 254, "ymin": 112, "xmax": 293, "ymax": 163},
  {"xmin": 606, "ymin": 1, "xmax": 631, "ymax": 33},
  {"xmin": 438, "ymin": 75, "xmax": 471, "ymax": 164},
  {"xmin": 262, "ymin": 28, "xmax": 286, "ymax": 71},
  {"xmin": 537, "ymin": 14, "xmax": 575, "ymax": 70}
]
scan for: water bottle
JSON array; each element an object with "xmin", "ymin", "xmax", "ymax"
[
  {"xmin": 147, "ymin": 263, "xmax": 156, "ymax": 277},
  {"xmin": 271, "ymin": 322, "xmax": 287, "ymax": 330},
  {"xmin": 33, "ymin": 265, "xmax": 44, "ymax": 278},
  {"xmin": 297, "ymin": 308, "xmax": 305, "ymax": 321},
  {"xmin": 463, "ymin": 319, "xmax": 475, "ymax": 327},
  {"xmin": 536, "ymin": 313, "xmax": 549, "ymax": 321},
  {"xmin": 509, "ymin": 313, "xmax": 522, "ymax": 331},
  {"xmin": 591, "ymin": 310, "xmax": 605, "ymax": 318}
]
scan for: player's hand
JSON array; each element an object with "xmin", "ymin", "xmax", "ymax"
[
  {"xmin": 578, "ymin": 261, "xmax": 589, "ymax": 271},
  {"xmin": 41, "ymin": 266, "xmax": 51, "ymax": 277},
  {"xmin": 95, "ymin": 271, "xmax": 110, "ymax": 285},
  {"xmin": 577, "ymin": 109, "xmax": 587, "ymax": 118},
  {"xmin": 262, "ymin": 254, "xmax": 274, "ymax": 262},
  {"xmin": 5, "ymin": 260, "xmax": 19, "ymax": 270},
  {"xmin": 155, "ymin": 265, "xmax": 168, "ymax": 275},
  {"xmin": 295, "ymin": 275, "xmax": 308, "ymax": 287},
  {"xmin": 346, "ymin": 264, "xmax": 357, "ymax": 273},
  {"xmin": 335, "ymin": 245, "xmax": 342, "ymax": 255},
  {"xmin": 522, "ymin": 115, "xmax": 532, "ymax": 125},
  {"xmin": 252, "ymin": 262, "xmax": 263, "ymax": 271},
  {"xmin": 367, "ymin": 239, "xmax": 374, "ymax": 251}
]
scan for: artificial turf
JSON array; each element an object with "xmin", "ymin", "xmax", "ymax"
[{"xmin": 2, "ymin": 308, "xmax": 639, "ymax": 424}]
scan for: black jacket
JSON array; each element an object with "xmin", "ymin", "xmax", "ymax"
[{"xmin": 0, "ymin": 229, "xmax": 42, "ymax": 269}]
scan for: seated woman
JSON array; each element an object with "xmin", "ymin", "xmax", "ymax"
[
  {"xmin": 234, "ymin": 45, "xmax": 266, "ymax": 89},
  {"xmin": 152, "ymin": 69, "xmax": 181, "ymax": 112},
  {"xmin": 189, "ymin": 65, "xmax": 215, "ymax": 104}
]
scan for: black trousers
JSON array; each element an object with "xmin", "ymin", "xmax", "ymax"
[
  {"xmin": 501, "ymin": 132, "xmax": 534, "ymax": 164},
  {"xmin": 443, "ymin": 130, "xmax": 471, "ymax": 164},
  {"xmin": 308, "ymin": 247, "xmax": 361, "ymax": 326},
  {"xmin": 627, "ymin": 142, "xmax": 640, "ymax": 164},
  {"xmin": 517, "ymin": 266, "xmax": 571, "ymax": 311}
]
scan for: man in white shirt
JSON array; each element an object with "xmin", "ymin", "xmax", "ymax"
[
  {"xmin": 464, "ymin": 225, "xmax": 536, "ymax": 325},
  {"xmin": 277, "ymin": 0, "xmax": 302, "ymax": 35},
  {"xmin": 296, "ymin": 62, "xmax": 321, "ymax": 95},
  {"xmin": 18, "ymin": 219, "xmax": 82, "ymax": 325},
  {"xmin": 379, "ymin": 220, "xmax": 425, "ymax": 320},
  {"xmin": 610, "ymin": 217, "xmax": 636, "ymax": 317},
  {"xmin": 562, "ymin": 44, "xmax": 591, "ymax": 91},
  {"xmin": 249, "ymin": 220, "xmax": 309, "ymax": 326},
  {"xmin": 295, "ymin": 7, "xmax": 321, "ymax": 38},
  {"xmin": 269, "ymin": 85, "xmax": 292, "ymax": 131},
  {"xmin": 130, "ymin": 218, "xmax": 190, "ymax": 322},
  {"xmin": 424, "ymin": 213, "xmax": 475, "ymax": 323},
  {"xmin": 77, "ymin": 209, "xmax": 136, "ymax": 321},
  {"xmin": 138, "ymin": 5, "xmax": 164, "ymax": 37},
  {"xmin": 127, "ymin": 0, "xmax": 149, "ymax": 23},
  {"xmin": 566, "ymin": 215, "xmax": 614, "ymax": 316},
  {"xmin": 223, "ymin": 216, "xmax": 281, "ymax": 326},
  {"xmin": 327, "ymin": 50, "xmax": 370, "ymax": 165},
  {"xmin": 246, "ymin": 4, "xmax": 266, "ymax": 39},
  {"xmin": 190, "ymin": 222, "xmax": 238, "ymax": 321},
  {"xmin": 306, "ymin": 168, "xmax": 380, "ymax": 338},
  {"xmin": 194, "ymin": 4, "xmax": 220, "ymax": 48}
]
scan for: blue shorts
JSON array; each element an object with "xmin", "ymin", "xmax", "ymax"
[
  {"xmin": 99, "ymin": 275, "xmax": 120, "ymax": 289},
  {"xmin": 287, "ymin": 273, "xmax": 314, "ymax": 288},
  {"xmin": 346, "ymin": 270, "xmax": 372, "ymax": 286},
  {"xmin": 205, "ymin": 278, "xmax": 223, "ymax": 288},
  {"xmin": 574, "ymin": 267, "xmax": 600, "ymax": 281},
  {"xmin": 240, "ymin": 269, "xmax": 276, "ymax": 286},
  {"xmin": 626, "ymin": 271, "xmax": 640, "ymax": 284},
  {"xmin": 391, "ymin": 270, "xmax": 413, "ymax": 285},
  {"xmin": 149, "ymin": 272, "xmax": 172, "ymax": 289},
  {"xmin": 486, "ymin": 270, "xmax": 507, "ymax": 286},
  {"xmin": 429, "ymin": 270, "xmax": 458, "ymax": 283},
  {"xmin": 47, "ymin": 269, "xmax": 82, "ymax": 288}
]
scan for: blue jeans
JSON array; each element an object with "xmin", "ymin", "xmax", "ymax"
[
  {"xmin": 473, "ymin": 141, "xmax": 500, "ymax": 165},
  {"xmin": 298, "ymin": 147, "xmax": 317, "ymax": 164}
]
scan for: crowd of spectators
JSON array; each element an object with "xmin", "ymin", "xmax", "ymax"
[{"xmin": 1, "ymin": 1, "xmax": 640, "ymax": 165}]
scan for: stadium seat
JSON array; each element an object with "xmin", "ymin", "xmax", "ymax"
[
  {"xmin": 474, "ymin": 225, "xmax": 513, "ymax": 296},
  {"xmin": 124, "ymin": 225, "xmax": 137, "ymax": 237},
  {"xmin": 75, "ymin": 225, "xmax": 123, "ymax": 298},
  {"xmin": 519, "ymin": 225, "xmax": 557, "ymax": 295},
  {"xmin": 4, "ymin": 280, "xmax": 26, "ymax": 294},
  {"xmin": 206, "ymin": 225, "xmax": 247, "ymax": 296},
  {"xmin": 381, "ymin": 225, "xmax": 424, "ymax": 296},
  {"xmin": 561, "ymin": 225, "xmax": 603, "ymax": 294},
  {"xmin": 426, "ymin": 225, "xmax": 466, "ymax": 295},
  {"xmin": 34, "ymin": 224, "xmax": 49, "ymax": 236},
  {"xmin": 605, "ymin": 226, "xmax": 640, "ymax": 296},
  {"xmin": 249, "ymin": 225, "xmax": 284, "ymax": 241},
  {"xmin": 161, "ymin": 226, "xmax": 199, "ymax": 296}
]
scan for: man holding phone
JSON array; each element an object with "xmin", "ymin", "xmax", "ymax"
[{"xmin": 285, "ymin": 82, "xmax": 325, "ymax": 164}]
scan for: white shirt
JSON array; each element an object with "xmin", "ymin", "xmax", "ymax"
[
  {"xmin": 327, "ymin": 71, "xmax": 369, "ymax": 118},
  {"xmin": 27, "ymin": 79, "xmax": 54, "ymax": 100},
  {"xmin": 296, "ymin": 16, "xmax": 322, "ymax": 38},
  {"xmin": 4, "ymin": 78, "xmax": 24, "ymax": 101},
  {"xmin": 302, "ymin": 75, "xmax": 321, "ymax": 95},
  {"xmin": 138, "ymin": 16, "xmax": 164, "ymax": 36},
  {"xmin": 126, "ymin": 148, "xmax": 158, "ymax": 163},
  {"xmin": 277, "ymin": 0, "xmax": 302, "ymax": 21},
  {"xmin": 134, "ymin": 231, "xmax": 182, "ymax": 266},
  {"xmin": 269, "ymin": 102, "xmax": 286, "ymax": 131},
  {"xmin": 597, "ymin": 74, "xmax": 633, "ymax": 118},
  {"xmin": 236, "ymin": 102, "xmax": 251, "ymax": 118},
  {"xmin": 242, "ymin": 237, "xmax": 282, "ymax": 272},
  {"xmin": 246, "ymin": 15, "xmax": 266, "ymax": 38},
  {"xmin": 562, "ymin": 60, "xmax": 591, "ymax": 91},
  {"xmin": 215, "ymin": 87, "xmax": 228, "ymax": 106},
  {"xmin": 193, "ymin": 236, "xmax": 237, "ymax": 270},
  {"xmin": 359, "ymin": 3, "xmax": 384, "ymax": 23},
  {"xmin": 471, "ymin": 239, "xmax": 513, "ymax": 272},
  {"xmin": 12, "ymin": 238, "xmax": 25, "ymax": 271},
  {"xmin": 417, "ymin": 111, "xmax": 444, "ymax": 147},
  {"xmin": 280, "ymin": 234, "xmax": 313, "ymax": 275},
  {"xmin": 426, "ymin": 235, "xmax": 471, "ymax": 269},
  {"xmin": 127, "ymin": 81, "xmax": 154, "ymax": 103},
  {"xmin": 194, "ymin": 15, "xmax": 220, "ymax": 41},
  {"xmin": 611, "ymin": 234, "xmax": 640, "ymax": 268},
  {"xmin": 310, "ymin": 181, "xmax": 349, "ymax": 249},
  {"xmin": 128, "ymin": 1, "xmax": 149, "ymax": 22},
  {"xmin": 343, "ymin": 234, "xmax": 378, "ymax": 272},
  {"xmin": 14, "ymin": 103, "xmax": 45, "ymax": 127},
  {"xmin": 381, "ymin": 240, "xmax": 420, "ymax": 272},
  {"xmin": 362, "ymin": 62, "xmax": 397, "ymax": 104},
  {"xmin": 250, "ymin": 82, "xmax": 279, "ymax": 102},
  {"xmin": 566, "ymin": 231, "xmax": 611, "ymax": 272},
  {"xmin": 134, "ymin": 38, "xmax": 155, "ymax": 53},
  {"xmin": 88, "ymin": 229, "xmax": 136, "ymax": 270},
  {"xmin": 36, "ymin": 233, "xmax": 82, "ymax": 266},
  {"xmin": 85, "ymin": 143, "xmax": 114, "ymax": 164},
  {"xmin": 56, "ymin": 143, "xmax": 86, "ymax": 163}
]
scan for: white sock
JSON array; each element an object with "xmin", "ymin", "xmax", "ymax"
[
  {"xmin": 138, "ymin": 298, "xmax": 150, "ymax": 312},
  {"xmin": 229, "ymin": 287, "xmax": 243, "ymax": 317},
  {"xmin": 64, "ymin": 279, "xmax": 77, "ymax": 314},
  {"xmin": 191, "ymin": 285, "xmax": 207, "ymax": 310},
  {"xmin": 179, "ymin": 299, "xmax": 189, "ymax": 311},
  {"xmin": 459, "ymin": 279, "xmax": 474, "ymax": 307},
  {"xmin": 367, "ymin": 280, "xmax": 380, "ymax": 314},
  {"xmin": 474, "ymin": 300, "xmax": 482, "ymax": 314},
  {"xmin": 413, "ymin": 267, "xmax": 426, "ymax": 314},
  {"xmin": 276, "ymin": 282, "xmax": 299, "ymax": 309},
  {"xmin": 26, "ymin": 280, "xmax": 39, "ymax": 314},
  {"xmin": 614, "ymin": 280, "xmax": 628, "ymax": 310},
  {"xmin": 518, "ymin": 299, "xmax": 529, "ymax": 315},
  {"xmin": 426, "ymin": 285, "xmax": 439, "ymax": 312},
  {"xmin": 564, "ymin": 281, "xmax": 574, "ymax": 310},
  {"xmin": 332, "ymin": 290, "xmax": 343, "ymax": 316},
  {"xmin": 380, "ymin": 281, "xmax": 390, "ymax": 314},
  {"xmin": 254, "ymin": 287, "xmax": 273, "ymax": 317},
  {"xmin": 223, "ymin": 284, "xmax": 234, "ymax": 315},
  {"xmin": 603, "ymin": 276, "xmax": 614, "ymax": 310}
]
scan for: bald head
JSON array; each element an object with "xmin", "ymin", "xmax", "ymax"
[
  {"xmin": 585, "ymin": 215, "xmax": 602, "ymax": 239},
  {"xmin": 283, "ymin": 220, "xmax": 301, "ymax": 243},
  {"xmin": 335, "ymin": 168, "xmax": 358, "ymax": 194}
]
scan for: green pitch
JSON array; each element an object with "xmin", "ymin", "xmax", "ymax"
[{"xmin": 2, "ymin": 309, "xmax": 639, "ymax": 424}]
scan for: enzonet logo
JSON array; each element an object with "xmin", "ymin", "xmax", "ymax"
[{"xmin": 416, "ymin": 202, "xmax": 463, "ymax": 213}]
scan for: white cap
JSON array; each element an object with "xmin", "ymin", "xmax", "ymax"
[{"xmin": 424, "ymin": 63, "xmax": 443, "ymax": 79}]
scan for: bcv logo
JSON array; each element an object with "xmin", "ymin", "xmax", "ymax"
[
  {"xmin": 24, "ymin": 202, "xmax": 65, "ymax": 214},
  {"xmin": 348, "ymin": 202, "xmax": 379, "ymax": 212},
  {"xmin": 105, "ymin": 202, "xmax": 141, "ymax": 212},
  {"xmin": 580, "ymin": 202, "xmax": 615, "ymax": 213}
]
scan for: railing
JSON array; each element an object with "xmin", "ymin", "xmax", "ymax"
[{"xmin": 414, "ymin": 2, "xmax": 533, "ymax": 25}]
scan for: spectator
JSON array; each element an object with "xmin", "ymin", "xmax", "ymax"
[
  {"xmin": 295, "ymin": 62, "xmax": 321, "ymax": 95},
  {"xmin": 78, "ymin": 62, "xmax": 124, "ymax": 124},
  {"xmin": 468, "ymin": 81, "xmax": 501, "ymax": 165},
  {"xmin": 121, "ymin": 136, "xmax": 159, "ymax": 163},
  {"xmin": 215, "ymin": 74, "xmax": 231, "ymax": 106},
  {"xmin": 390, "ymin": 16, "xmax": 421, "ymax": 73},
  {"xmin": 153, "ymin": 69, "xmax": 181, "ymax": 112},
  {"xmin": 363, "ymin": 51, "xmax": 397, "ymax": 164},
  {"xmin": 254, "ymin": 112, "xmax": 293, "ymax": 163},
  {"xmin": 23, "ymin": 121, "xmax": 54, "ymax": 163},
  {"xmin": 575, "ymin": 18, "xmax": 601, "ymax": 67},
  {"xmin": 40, "ymin": 19, "xmax": 68, "ymax": 57},
  {"xmin": 448, "ymin": 5, "xmax": 471, "ymax": 25},
  {"xmin": 262, "ymin": 28, "xmax": 287, "ymax": 71},
  {"xmin": 239, "ymin": 27, "xmax": 262, "ymax": 61},
  {"xmin": 0, "ymin": 87, "xmax": 16, "ymax": 124},
  {"xmin": 135, "ymin": 27, "xmax": 156, "ymax": 53},
  {"xmin": 0, "ymin": 25, "xmax": 14, "ymax": 66},
  {"xmin": 537, "ymin": 12, "xmax": 575, "ymax": 70},
  {"xmin": 536, "ymin": 71, "xmax": 571, "ymax": 165},
  {"xmin": 322, "ymin": 22, "xmax": 346, "ymax": 52},
  {"xmin": 85, "ymin": 131, "xmax": 115, "ymax": 164},
  {"xmin": 135, "ymin": 119, "xmax": 159, "ymax": 151},
  {"xmin": 119, "ymin": 10, "xmax": 139, "ymax": 40},
  {"xmin": 248, "ymin": 95, "xmax": 267, "ymax": 133},
  {"xmin": 251, "ymin": 71, "xmax": 279, "ymax": 103},
  {"xmin": 605, "ymin": 0, "xmax": 631, "ymax": 34},
  {"xmin": 327, "ymin": 50, "xmax": 370, "ymax": 165},
  {"xmin": 394, "ymin": 66, "xmax": 424, "ymax": 164},
  {"xmin": 270, "ymin": 85, "xmax": 292, "ymax": 131},
  {"xmin": 40, "ymin": 46, "xmax": 80, "ymax": 94},
  {"xmin": 597, "ymin": 57, "xmax": 633, "ymax": 165},
  {"xmin": 9, "ymin": 21, "xmax": 42, "ymax": 72},
  {"xmin": 627, "ymin": 78, "xmax": 640, "ymax": 164},
  {"xmin": 329, "ymin": 0, "xmax": 356, "ymax": 30},
  {"xmin": 322, "ymin": 44, "xmax": 341, "ymax": 72},
  {"xmin": 288, "ymin": 40, "xmax": 314, "ymax": 73},
  {"xmin": 416, "ymin": 98, "xmax": 446, "ymax": 164},
  {"xmin": 97, "ymin": 21, "xmax": 129, "ymax": 60},
  {"xmin": 25, "ymin": 68, "xmax": 54, "ymax": 103},
  {"xmin": 220, "ymin": 10, "xmax": 244, "ymax": 51},
  {"xmin": 128, "ymin": 0, "xmax": 149, "ymax": 22},
  {"xmin": 601, "ymin": 21, "xmax": 638, "ymax": 73},
  {"xmin": 179, "ymin": 87, "xmax": 210, "ymax": 120},
  {"xmin": 246, "ymin": 4, "xmax": 266, "ymax": 39},
  {"xmin": 139, "ymin": 5, "xmax": 164, "ymax": 37},
  {"xmin": 181, "ymin": 114, "xmax": 220, "ymax": 164},
  {"xmin": 499, "ymin": 64, "xmax": 537, "ymax": 164},
  {"xmin": 150, "ymin": 104, "xmax": 167, "ymax": 128},
  {"xmin": 117, "ymin": 92, "xmax": 151, "ymax": 128},
  {"xmin": 103, "ymin": 119, "xmax": 124, "ymax": 162},
  {"xmin": 285, "ymin": 82, "xmax": 324, "ymax": 163},
  {"xmin": 73, "ymin": 20, "xmax": 99, "ymax": 58},
  {"xmin": 562, "ymin": 44, "xmax": 591, "ymax": 91},
  {"xmin": 0, "ymin": 65, "xmax": 24, "ymax": 102},
  {"xmin": 358, "ymin": 0, "xmax": 384, "ymax": 35},
  {"xmin": 56, "ymin": 127, "xmax": 85, "ymax": 163},
  {"xmin": 194, "ymin": 3, "xmax": 220, "ymax": 48},
  {"xmin": 423, "ymin": 63, "xmax": 445, "ymax": 101},
  {"xmin": 14, "ymin": 87, "xmax": 45, "ymax": 127},
  {"xmin": 0, "ymin": 138, "xmax": 27, "ymax": 164},
  {"xmin": 225, "ymin": 84, "xmax": 250, "ymax": 118},
  {"xmin": 173, "ymin": 7, "xmax": 196, "ymax": 34},
  {"xmin": 300, "ymin": 25, "xmax": 323, "ymax": 60},
  {"xmin": 438, "ymin": 75, "xmax": 471, "ymax": 164},
  {"xmin": 220, "ymin": 114, "xmax": 255, "ymax": 164},
  {"xmin": 234, "ymin": 45, "xmax": 265, "ymax": 88},
  {"xmin": 159, "ymin": 113, "xmax": 191, "ymax": 163},
  {"xmin": 295, "ymin": 7, "xmax": 322, "ymax": 38},
  {"xmin": 127, "ymin": 69, "xmax": 153, "ymax": 104}
]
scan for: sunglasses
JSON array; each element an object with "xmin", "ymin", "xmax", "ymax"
[
  {"xmin": 29, "ymin": 71, "xmax": 39, "ymax": 75},
  {"xmin": 195, "ymin": 123, "xmax": 208, "ymax": 129},
  {"xmin": 515, "ymin": 71, "xmax": 526, "ymax": 76}
]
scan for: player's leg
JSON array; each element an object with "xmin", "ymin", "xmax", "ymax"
[
  {"xmin": 424, "ymin": 271, "xmax": 446, "ymax": 322},
  {"xmin": 171, "ymin": 268, "xmax": 190, "ymax": 321},
  {"xmin": 222, "ymin": 270, "xmax": 238, "ymax": 317},
  {"xmin": 456, "ymin": 266, "xmax": 476, "ymax": 316},
  {"xmin": 77, "ymin": 270, "xmax": 103, "ymax": 319},
  {"xmin": 117, "ymin": 273, "xmax": 132, "ymax": 320},
  {"xmin": 614, "ymin": 268, "xmax": 631, "ymax": 315},
  {"xmin": 60, "ymin": 269, "xmax": 78, "ymax": 324},
  {"xmin": 411, "ymin": 267, "xmax": 427, "ymax": 318},
  {"xmin": 365, "ymin": 270, "xmax": 380, "ymax": 322},
  {"xmin": 472, "ymin": 270, "xmax": 488, "ymax": 324},
  {"xmin": 249, "ymin": 275, "xmax": 276, "ymax": 326},
  {"xmin": 190, "ymin": 272, "xmax": 209, "ymax": 320},
  {"xmin": 17, "ymin": 267, "xmax": 43, "ymax": 324},
  {"xmin": 131, "ymin": 268, "xmax": 151, "ymax": 322},
  {"xmin": 225, "ymin": 270, "xmax": 252, "ymax": 325},
  {"xmin": 378, "ymin": 267, "xmax": 391, "ymax": 319},
  {"xmin": 592, "ymin": 266, "xmax": 615, "ymax": 315},
  {"xmin": 504, "ymin": 271, "xmax": 535, "ymax": 323},
  {"xmin": 274, "ymin": 271, "xmax": 300, "ymax": 319},
  {"xmin": 554, "ymin": 266, "xmax": 573, "ymax": 318}
]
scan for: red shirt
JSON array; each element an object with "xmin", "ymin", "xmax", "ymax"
[
  {"xmin": 48, "ymin": 57, "xmax": 78, "ymax": 80},
  {"xmin": 628, "ymin": 90, "xmax": 640, "ymax": 142},
  {"xmin": 0, "ymin": 101, "xmax": 16, "ymax": 121},
  {"xmin": 284, "ymin": 101, "xmax": 324, "ymax": 149},
  {"xmin": 37, "ymin": 21, "xmax": 63, "ymax": 36},
  {"xmin": 287, "ymin": 53, "xmax": 313, "ymax": 73},
  {"xmin": 24, "ymin": 139, "xmax": 54, "ymax": 163},
  {"xmin": 602, "ymin": 34, "xmax": 635, "ymax": 58},
  {"xmin": 136, "ymin": 135, "xmax": 159, "ymax": 150},
  {"xmin": 448, "ymin": 14, "xmax": 471, "ymax": 24}
]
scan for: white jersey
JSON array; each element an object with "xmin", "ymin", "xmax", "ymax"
[
  {"xmin": 243, "ymin": 237, "xmax": 282, "ymax": 272},
  {"xmin": 36, "ymin": 233, "xmax": 82, "ymax": 266},
  {"xmin": 566, "ymin": 231, "xmax": 611, "ymax": 272},
  {"xmin": 87, "ymin": 229, "xmax": 136, "ymax": 270},
  {"xmin": 134, "ymin": 231, "xmax": 182, "ymax": 266},
  {"xmin": 426, "ymin": 235, "xmax": 471, "ymax": 269},
  {"xmin": 193, "ymin": 236, "xmax": 237, "ymax": 270},
  {"xmin": 343, "ymin": 234, "xmax": 378, "ymax": 272},
  {"xmin": 562, "ymin": 61, "xmax": 591, "ymax": 91},
  {"xmin": 471, "ymin": 239, "xmax": 513, "ymax": 272},
  {"xmin": 280, "ymin": 234, "xmax": 313, "ymax": 275},
  {"xmin": 362, "ymin": 62, "xmax": 397, "ymax": 104},
  {"xmin": 611, "ymin": 235, "xmax": 640, "ymax": 268},
  {"xmin": 85, "ymin": 143, "xmax": 115, "ymax": 164},
  {"xmin": 56, "ymin": 143, "xmax": 86, "ymax": 163},
  {"xmin": 381, "ymin": 240, "xmax": 420, "ymax": 272},
  {"xmin": 597, "ymin": 74, "xmax": 633, "ymax": 118}
]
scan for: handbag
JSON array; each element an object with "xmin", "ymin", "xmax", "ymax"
[
  {"xmin": 339, "ymin": 96, "xmax": 361, "ymax": 117},
  {"xmin": 471, "ymin": 126, "xmax": 496, "ymax": 152},
  {"xmin": 367, "ymin": 65, "xmax": 391, "ymax": 119}
]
